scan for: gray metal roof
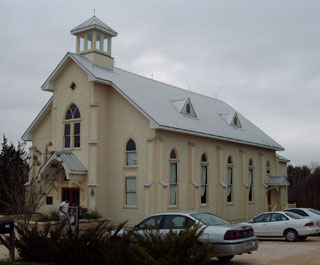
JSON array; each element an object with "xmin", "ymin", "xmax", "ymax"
[
  {"xmin": 22, "ymin": 96, "xmax": 53, "ymax": 141},
  {"xmin": 40, "ymin": 151, "xmax": 87, "ymax": 175},
  {"xmin": 276, "ymin": 154, "xmax": 290, "ymax": 163},
  {"xmin": 71, "ymin": 16, "xmax": 117, "ymax": 37},
  {"xmin": 38, "ymin": 52, "xmax": 284, "ymax": 151},
  {"xmin": 265, "ymin": 176, "xmax": 289, "ymax": 186}
]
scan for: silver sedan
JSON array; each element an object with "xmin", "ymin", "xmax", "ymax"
[
  {"xmin": 135, "ymin": 212, "xmax": 259, "ymax": 262},
  {"xmin": 241, "ymin": 211, "xmax": 320, "ymax": 242}
]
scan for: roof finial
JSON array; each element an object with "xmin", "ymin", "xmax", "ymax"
[{"xmin": 93, "ymin": 9, "xmax": 96, "ymax": 17}]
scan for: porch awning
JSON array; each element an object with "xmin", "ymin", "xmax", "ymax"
[
  {"xmin": 40, "ymin": 151, "xmax": 87, "ymax": 176},
  {"xmin": 265, "ymin": 176, "xmax": 289, "ymax": 187}
]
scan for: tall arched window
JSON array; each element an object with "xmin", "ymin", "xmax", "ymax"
[
  {"xmin": 227, "ymin": 156, "xmax": 233, "ymax": 203},
  {"xmin": 126, "ymin": 139, "xmax": 137, "ymax": 166},
  {"xmin": 64, "ymin": 104, "xmax": 81, "ymax": 149},
  {"xmin": 169, "ymin": 149, "xmax": 178, "ymax": 206},
  {"xmin": 201, "ymin": 153, "xmax": 208, "ymax": 204},
  {"xmin": 248, "ymin": 159, "xmax": 254, "ymax": 202},
  {"xmin": 266, "ymin": 161, "xmax": 271, "ymax": 175}
]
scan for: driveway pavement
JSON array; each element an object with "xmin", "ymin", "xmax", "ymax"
[{"xmin": 208, "ymin": 236, "xmax": 320, "ymax": 265}]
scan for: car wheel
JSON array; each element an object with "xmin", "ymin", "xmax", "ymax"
[
  {"xmin": 299, "ymin": 236, "xmax": 307, "ymax": 241},
  {"xmin": 217, "ymin": 255, "xmax": 235, "ymax": 262},
  {"xmin": 285, "ymin": 229, "xmax": 298, "ymax": 242}
]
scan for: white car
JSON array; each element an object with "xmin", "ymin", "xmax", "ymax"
[
  {"xmin": 241, "ymin": 211, "xmax": 320, "ymax": 242},
  {"xmin": 284, "ymin": 208, "xmax": 320, "ymax": 227},
  {"xmin": 134, "ymin": 212, "xmax": 258, "ymax": 262}
]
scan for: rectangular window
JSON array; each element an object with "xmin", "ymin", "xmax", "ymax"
[
  {"xmin": 96, "ymin": 32, "xmax": 102, "ymax": 50},
  {"xmin": 126, "ymin": 151, "xmax": 137, "ymax": 166},
  {"xmin": 227, "ymin": 167, "xmax": 233, "ymax": 203},
  {"xmin": 103, "ymin": 35, "xmax": 110, "ymax": 52},
  {"xmin": 45, "ymin": 147, "xmax": 49, "ymax": 161},
  {"xmin": 201, "ymin": 166, "xmax": 208, "ymax": 204},
  {"xmin": 64, "ymin": 124, "xmax": 71, "ymax": 148},
  {"xmin": 86, "ymin": 32, "xmax": 92, "ymax": 50},
  {"xmin": 74, "ymin": 123, "xmax": 80, "ymax": 148},
  {"xmin": 79, "ymin": 35, "xmax": 85, "ymax": 52},
  {"xmin": 125, "ymin": 177, "xmax": 136, "ymax": 206},
  {"xmin": 170, "ymin": 163, "xmax": 177, "ymax": 205},
  {"xmin": 249, "ymin": 168, "xmax": 253, "ymax": 202},
  {"xmin": 46, "ymin": 196, "xmax": 53, "ymax": 205}
]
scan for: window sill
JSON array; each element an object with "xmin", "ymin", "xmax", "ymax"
[
  {"xmin": 200, "ymin": 204, "xmax": 209, "ymax": 207},
  {"xmin": 226, "ymin": 203, "xmax": 234, "ymax": 206},
  {"xmin": 122, "ymin": 205, "xmax": 138, "ymax": 209},
  {"xmin": 169, "ymin": 205, "xmax": 179, "ymax": 209},
  {"xmin": 123, "ymin": 166, "xmax": 138, "ymax": 170},
  {"xmin": 249, "ymin": 201, "xmax": 254, "ymax": 204},
  {"xmin": 63, "ymin": 148, "xmax": 82, "ymax": 151}
]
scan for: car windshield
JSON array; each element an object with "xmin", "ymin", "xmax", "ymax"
[
  {"xmin": 191, "ymin": 213, "xmax": 230, "ymax": 226},
  {"xmin": 309, "ymin": 209, "xmax": 320, "ymax": 216},
  {"xmin": 284, "ymin": 212, "xmax": 304, "ymax": 219}
]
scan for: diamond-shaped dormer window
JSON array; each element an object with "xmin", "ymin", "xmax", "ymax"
[
  {"xmin": 220, "ymin": 112, "xmax": 242, "ymax": 128},
  {"xmin": 171, "ymin": 97, "xmax": 197, "ymax": 117}
]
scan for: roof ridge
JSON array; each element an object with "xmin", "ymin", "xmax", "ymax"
[{"xmin": 114, "ymin": 67, "xmax": 224, "ymax": 103}]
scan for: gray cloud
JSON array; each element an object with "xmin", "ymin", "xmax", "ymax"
[{"xmin": 1, "ymin": 0, "xmax": 319, "ymax": 165}]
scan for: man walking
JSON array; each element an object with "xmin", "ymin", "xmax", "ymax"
[{"xmin": 59, "ymin": 199, "xmax": 71, "ymax": 233}]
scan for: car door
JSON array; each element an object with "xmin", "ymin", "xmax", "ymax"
[
  {"xmin": 136, "ymin": 215, "xmax": 165, "ymax": 237},
  {"xmin": 266, "ymin": 213, "xmax": 289, "ymax": 236},
  {"xmin": 162, "ymin": 215, "xmax": 194, "ymax": 234},
  {"xmin": 251, "ymin": 213, "xmax": 271, "ymax": 236}
]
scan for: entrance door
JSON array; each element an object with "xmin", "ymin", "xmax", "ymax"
[{"xmin": 62, "ymin": 188, "xmax": 80, "ymax": 206}]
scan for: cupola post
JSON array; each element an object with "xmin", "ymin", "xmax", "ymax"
[{"xmin": 71, "ymin": 16, "xmax": 117, "ymax": 70}]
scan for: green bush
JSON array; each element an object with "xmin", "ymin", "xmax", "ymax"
[
  {"xmin": 133, "ymin": 224, "xmax": 214, "ymax": 265},
  {"xmin": 78, "ymin": 206, "xmax": 89, "ymax": 219},
  {"xmin": 39, "ymin": 208, "xmax": 60, "ymax": 221},
  {"xmin": 15, "ymin": 221, "xmax": 214, "ymax": 265},
  {"xmin": 84, "ymin": 209, "xmax": 102, "ymax": 220}
]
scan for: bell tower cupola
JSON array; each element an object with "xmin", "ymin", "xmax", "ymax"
[{"xmin": 71, "ymin": 16, "xmax": 118, "ymax": 70}]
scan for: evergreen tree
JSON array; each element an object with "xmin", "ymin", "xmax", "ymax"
[{"xmin": 0, "ymin": 135, "xmax": 29, "ymax": 213}]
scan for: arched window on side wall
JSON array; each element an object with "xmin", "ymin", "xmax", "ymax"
[
  {"xmin": 266, "ymin": 161, "xmax": 271, "ymax": 175},
  {"xmin": 200, "ymin": 153, "xmax": 208, "ymax": 204},
  {"xmin": 126, "ymin": 139, "xmax": 137, "ymax": 166},
  {"xmin": 64, "ymin": 104, "xmax": 81, "ymax": 149},
  {"xmin": 227, "ymin": 156, "xmax": 233, "ymax": 203},
  {"xmin": 169, "ymin": 149, "xmax": 178, "ymax": 206},
  {"xmin": 248, "ymin": 159, "xmax": 254, "ymax": 202}
]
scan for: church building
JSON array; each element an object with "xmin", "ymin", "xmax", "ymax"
[{"xmin": 22, "ymin": 16, "xmax": 290, "ymax": 225}]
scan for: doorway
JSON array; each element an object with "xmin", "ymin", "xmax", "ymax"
[{"xmin": 61, "ymin": 188, "xmax": 80, "ymax": 206}]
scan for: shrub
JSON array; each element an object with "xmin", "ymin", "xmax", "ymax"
[
  {"xmin": 39, "ymin": 208, "xmax": 60, "ymax": 222},
  {"xmin": 84, "ymin": 209, "xmax": 102, "ymax": 220},
  {"xmin": 78, "ymin": 206, "xmax": 89, "ymax": 219},
  {"xmin": 15, "ymin": 221, "xmax": 214, "ymax": 265},
  {"xmin": 133, "ymin": 223, "xmax": 214, "ymax": 265}
]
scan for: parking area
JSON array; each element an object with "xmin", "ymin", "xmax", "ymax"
[{"xmin": 208, "ymin": 236, "xmax": 320, "ymax": 265}]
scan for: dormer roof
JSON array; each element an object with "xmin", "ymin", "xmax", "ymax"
[
  {"xmin": 171, "ymin": 97, "xmax": 197, "ymax": 117},
  {"xmin": 70, "ymin": 16, "xmax": 117, "ymax": 36},
  {"xmin": 220, "ymin": 112, "xmax": 242, "ymax": 128}
]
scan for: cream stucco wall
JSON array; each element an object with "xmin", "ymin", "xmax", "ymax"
[{"xmin": 94, "ymin": 82, "xmax": 156, "ymax": 225}]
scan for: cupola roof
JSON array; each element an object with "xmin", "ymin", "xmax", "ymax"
[{"xmin": 70, "ymin": 16, "xmax": 117, "ymax": 36}]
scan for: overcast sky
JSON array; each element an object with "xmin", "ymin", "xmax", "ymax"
[{"xmin": 0, "ymin": 0, "xmax": 319, "ymax": 166}]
